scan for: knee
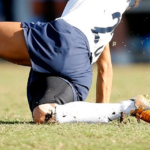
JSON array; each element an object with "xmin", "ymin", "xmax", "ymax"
[
  {"xmin": 32, "ymin": 104, "xmax": 55, "ymax": 124},
  {"xmin": 33, "ymin": 106, "xmax": 46, "ymax": 124}
]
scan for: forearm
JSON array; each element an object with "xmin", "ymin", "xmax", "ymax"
[
  {"xmin": 96, "ymin": 64, "xmax": 113, "ymax": 103},
  {"xmin": 96, "ymin": 43, "xmax": 113, "ymax": 103}
]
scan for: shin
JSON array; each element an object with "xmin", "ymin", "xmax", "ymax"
[{"xmin": 55, "ymin": 100, "xmax": 136, "ymax": 123}]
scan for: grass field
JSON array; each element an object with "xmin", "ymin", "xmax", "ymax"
[{"xmin": 0, "ymin": 62, "xmax": 150, "ymax": 150}]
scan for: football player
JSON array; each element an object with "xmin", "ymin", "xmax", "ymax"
[{"xmin": 0, "ymin": 0, "xmax": 143, "ymax": 123}]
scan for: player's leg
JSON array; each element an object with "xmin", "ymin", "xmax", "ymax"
[
  {"xmin": 28, "ymin": 76, "xmax": 76, "ymax": 124},
  {"xmin": 0, "ymin": 22, "xmax": 31, "ymax": 66},
  {"xmin": 55, "ymin": 100, "xmax": 136, "ymax": 123},
  {"xmin": 32, "ymin": 98, "xmax": 135, "ymax": 124},
  {"xmin": 55, "ymin": 95, "xmax": 150, "ymax": 123},
  {"xmin": 34, "ymin": 95, "xmax": 150, "ymax": 124}
]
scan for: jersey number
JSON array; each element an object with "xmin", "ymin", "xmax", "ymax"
[
  {"xmin": 91, "ymin": 12, "xmax": 121, "ymax": 57},
  {"xmin": 91, "ymin": 12, "xmax": 121, "ymax": 44}
]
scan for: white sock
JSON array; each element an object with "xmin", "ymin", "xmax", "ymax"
[
  {"xmin": 120, "ymin": 100, "xmax": 136, "ymax": 115},
  {"xmin": 55, "ymin": 100, "xmax": 136, "ymax": 123}
]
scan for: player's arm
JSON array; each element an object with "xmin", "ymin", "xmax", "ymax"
[{"xmin": 96, "ymin": 43, "xmax": 113, "ymax": 103}]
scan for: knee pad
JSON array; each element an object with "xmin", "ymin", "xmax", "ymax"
[{"xmin": 28, "ymin": 76, "xmax": 75, "ymax": 112}]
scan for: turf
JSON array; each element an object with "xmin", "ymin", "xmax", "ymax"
[{"xmin": 0, "ymin": 62, "xmax": 150, "ymax": 150}]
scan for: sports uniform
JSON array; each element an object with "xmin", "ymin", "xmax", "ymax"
[
  {"xmin": 60, "ymin": 0, "xmax": 130, "ymax": 63},
  {"xmin": 22, "ymin": 0, "xmax": 131, "ymax": 112}
]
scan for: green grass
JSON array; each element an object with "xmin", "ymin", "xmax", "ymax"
[{"xmin": 0, "ymin": 62, "xmax": 150, "ymax": 150}]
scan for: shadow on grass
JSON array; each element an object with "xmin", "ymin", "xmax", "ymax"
[
  {"xmin": 0, "ymin": 121, "xmax": 58, "ymax": 125},
  {"xmin": 0, "ymin": 121, "xmax": 34, "ymax": 125}
]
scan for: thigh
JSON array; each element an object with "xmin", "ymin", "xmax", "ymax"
[
  {"xmin": 0, "ymin": 22, "xmax": 31, "ymax": 66},
  {"xmin": 28, "ymin": 76, "xmax": 74, "ymax": 112}
]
